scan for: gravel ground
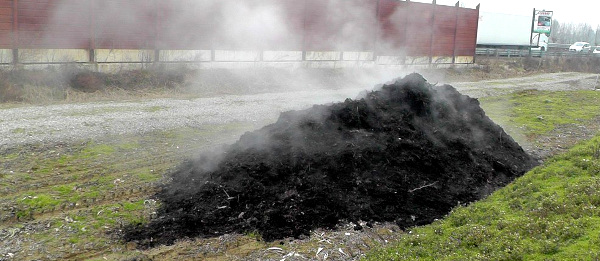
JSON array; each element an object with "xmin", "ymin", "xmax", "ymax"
[
  {"xmin": 0, "ymin": 88, "xmax": 367, "ymax": 150},
  {"xmin": 450, "ymin": 71, "xmax": 600, "ymax": 97},
  {"xmin": 2, "ymin": 72, "xmax": 598, "ymax": 152},
  {"xmin": 2, "ymin": 72, "xmax": 598, "ymax": 151}
]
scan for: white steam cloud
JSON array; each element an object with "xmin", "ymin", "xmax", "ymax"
[{"xmin": 27, "ymin": 0, "xmax": 470, "ymax": 93}]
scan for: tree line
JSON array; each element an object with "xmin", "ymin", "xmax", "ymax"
[{"xmin": 550, "ymin": 20, "xmax": 600, "ymax": 45}]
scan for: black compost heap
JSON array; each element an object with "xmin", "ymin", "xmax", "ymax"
[{"xmin": 125, "ymin": 73, "xmax": 536, "ymax": 247}]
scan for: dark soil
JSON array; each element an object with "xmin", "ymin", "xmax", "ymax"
[{"xmin": 124, "ymin": 73, "xmax": 537, "ymax": 247}]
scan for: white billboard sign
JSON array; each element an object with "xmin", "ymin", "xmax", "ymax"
[{"xmin": 534, "ymin": 10, "xmax": 553, "ymax": 35}]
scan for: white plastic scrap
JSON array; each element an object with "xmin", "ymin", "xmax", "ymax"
[
  {"xmin": 267, "ymin": 247, "xmax": 284, "ymax": 252},
  {"xmin": 316, "ymin": 247, "xmax": 324, "ymax": 256}
]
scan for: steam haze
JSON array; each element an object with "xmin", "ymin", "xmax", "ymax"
[
  {"xmin": 40, "ymin": 0, "xmax": 472, "ymax": 111},
  {"xmin": 40, "ymin": 0, "xmax": 445, "ymax": 52}
]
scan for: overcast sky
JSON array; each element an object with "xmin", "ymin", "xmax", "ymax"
[{"xmin": 413, "ymin": 0, "xmax": 600, "ymax": 27}]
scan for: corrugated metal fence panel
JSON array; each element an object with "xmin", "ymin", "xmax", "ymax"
[
  {"xmin": 210, "ymin": 0, "xmax": 270, "ymax": 50},
  {"xmin": 377, "ymin": 1, "xmax": 478, "ymax": 58},
  {"xmin": 93, "ymin": 0, "xmax": 155, "ymax": 49},
  {"xmin": 404, "ymin": 2, "xmax": 434, "ymax": 56},
  {"xmin": 277, "ymin": 0, "xmax": 306, "ymax": 50},
  {"xmin": 333, "ymin": 0, "xmax": 377, "ymax": 51},
  {"xmin": 455, "ymin": 7, "xmax": 478, "ymax": 56},
  {"xmin": 432, "ymin": 4, "xmax": 457, "ymax": 57},
  {"xmin": 155, "ymin": 0, "xmax": 306, "ymax": 51},
  {"xmin": 303, "ymin": 0, "xmax": 336, "ymax": 51},
  {"xmin": 0, "ymin": 0, "xmax": 478, "ymax": 61},
  {"xmin": 376, "ymin": 0, "xmax": 405, "ymax": 55},
  {"xmin": 303, "ymin": 0, "xmax": 377, "ymax": 52},
  {"xmin": 156, "ymin": 0, "xmax": 217, "ymax": 50},
  {"xmin": 212, "ymin": 0, "xmax": 305, "ymax": 50},
  {"xmin": 0, "ymin": 0, "xmax": 12, "ymax": 48},
  {"xmin": 17, "ymin": 0, "xmax": 90, "ymax": 48}
]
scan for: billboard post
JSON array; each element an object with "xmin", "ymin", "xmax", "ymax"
[
  {"xmin": 531, "ymin": 9, "xmax": 552, "ymax": 53},
  {"xmin": 530, "ymin": 8, "xmax": 535, "ymax": 55}
]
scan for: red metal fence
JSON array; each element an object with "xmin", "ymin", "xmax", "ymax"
[{"xmin": 0, "ymin": 0, "xmax": 479, "ymax": 61}]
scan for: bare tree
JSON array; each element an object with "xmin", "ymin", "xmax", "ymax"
[
  {"xmin": 596, "ymin": 25, "xmax": 600, "ymax": 46},
  {"xmin": 550, "ymin": 19, "xmax": 563, "ymax": 43},
  {"xmin": 550, "ymin": 19, "xmax": 598, "ymax": 44}
]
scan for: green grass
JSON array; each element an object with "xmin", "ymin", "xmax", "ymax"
[
  {"xmin": 136, "ymin": 169, "xmax": 160, "ymax": 182},
  {"xmin": 11, "ymin": 127, "xmax": 26, "ymax": 134},
  {"xmin": 63, "ymin": 106, "xmax": 139, "ymax": 117},
  {"xmin": 363, "ymin": 136, "xmax": 600, "ymax": 260},
  {"xmin": 80, "ymin": 143, "xmax": 117, "ymax": 158},
  {"xmin": 21, "ymin": 194, "xmax": 61, "ymax": 209},
  {"xmin": 144, "ymin": 105, "xmax": 165, "ymax": 112},
  {"xmin": 480, "ymin": 90, "xmax": 600, "ymax": 139},
  {"xmin": 0, "ymin": 152, "xmax": 19, "ymax": 161}
]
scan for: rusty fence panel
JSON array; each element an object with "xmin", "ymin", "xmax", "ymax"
[{"xmin": 0, "ymin": 0, "xmax": 479, "ymax": 64}]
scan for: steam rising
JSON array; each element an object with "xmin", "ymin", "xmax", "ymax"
[
  {"xmin": 21, "ymin": 0, "xmax": 473, "ymax": 90},
  {"xmin": 35, "ymin": 0, "xmax": 473, "ymax": 52}
]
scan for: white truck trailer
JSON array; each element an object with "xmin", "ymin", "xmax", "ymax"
[{"xmin": 477, "ymin": 12, "xmax": 548, "ymax": 51}]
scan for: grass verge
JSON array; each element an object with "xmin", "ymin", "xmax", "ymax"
[
  {"xmin": 0, "ymin": 123, "xmax": 262, "ymax": 260},
  {"xmin": 363, "ymin": 135, "xmax": 600, "ymax": 260},
  {"xmin": 480, "ymin": 90, "xmax": 600, "ymax": 140}
]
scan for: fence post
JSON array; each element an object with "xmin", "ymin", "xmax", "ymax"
[
  {"xmin": 529, "ymin": 8, "xmax": 535, "ymax": 57},
  {"xmin": 429, "ymin": 0, "xmax": 436, "ymax": 64},
  {"xmin": 452, "ymin": 1, "xmax": 459, "ymax": 64},
  {"xmin": 301, "ymin": 0, "xmax": 307, "ymax": 61},
  {"xmin": 12, "ymin": 0, "xmax": 18, "ymax": 65},
  {"xmin": 472, "ymin": 4, "xmax": 480, "ymax": 64},
  {"xmin": 402, "ymin": 3, "xmax": 409, "ymax": 65},
  {"xmin": 89, "ymin": 0, "xmax": 96, "ymax": 69},
  {"xmin": 373, "ymin": 0, "xmax": 380, "ymax": 62},
  {"xmin": 154, "ymin": 0, "xmax": 160, "ymax": 65}
]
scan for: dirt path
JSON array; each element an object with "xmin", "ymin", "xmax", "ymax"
[
  {"xmin": 450, "ymin": 72, "xmax": 600, "ymax": 160},
  {"xmin": 450, "ymin": 72, "xmax": 600, "ymax": 98}
]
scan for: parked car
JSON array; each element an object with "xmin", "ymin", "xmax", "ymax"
[
  {"xmin": 569, "ymin": 42, "xmax": 591, "ymax": 52},
  {"xmin": 594, "ymin": 47, "xmax": 600, "ymax": 54}
]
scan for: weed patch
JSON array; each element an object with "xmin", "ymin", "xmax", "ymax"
[
  {"xmin": 480, "ymin": 90, "xmax": 600, "ymax": 139},
  {"xmin": 22, "ymin": 194, "xmax": 61, "ymax": 209},
  {"xmin": 10, "ymin": 128, "xmax": 26, "ymax": 134}
]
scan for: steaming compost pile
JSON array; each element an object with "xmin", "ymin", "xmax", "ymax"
[{"xmin": 124, "ymin": 73, "xmax": 536, "ymax": 247}]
